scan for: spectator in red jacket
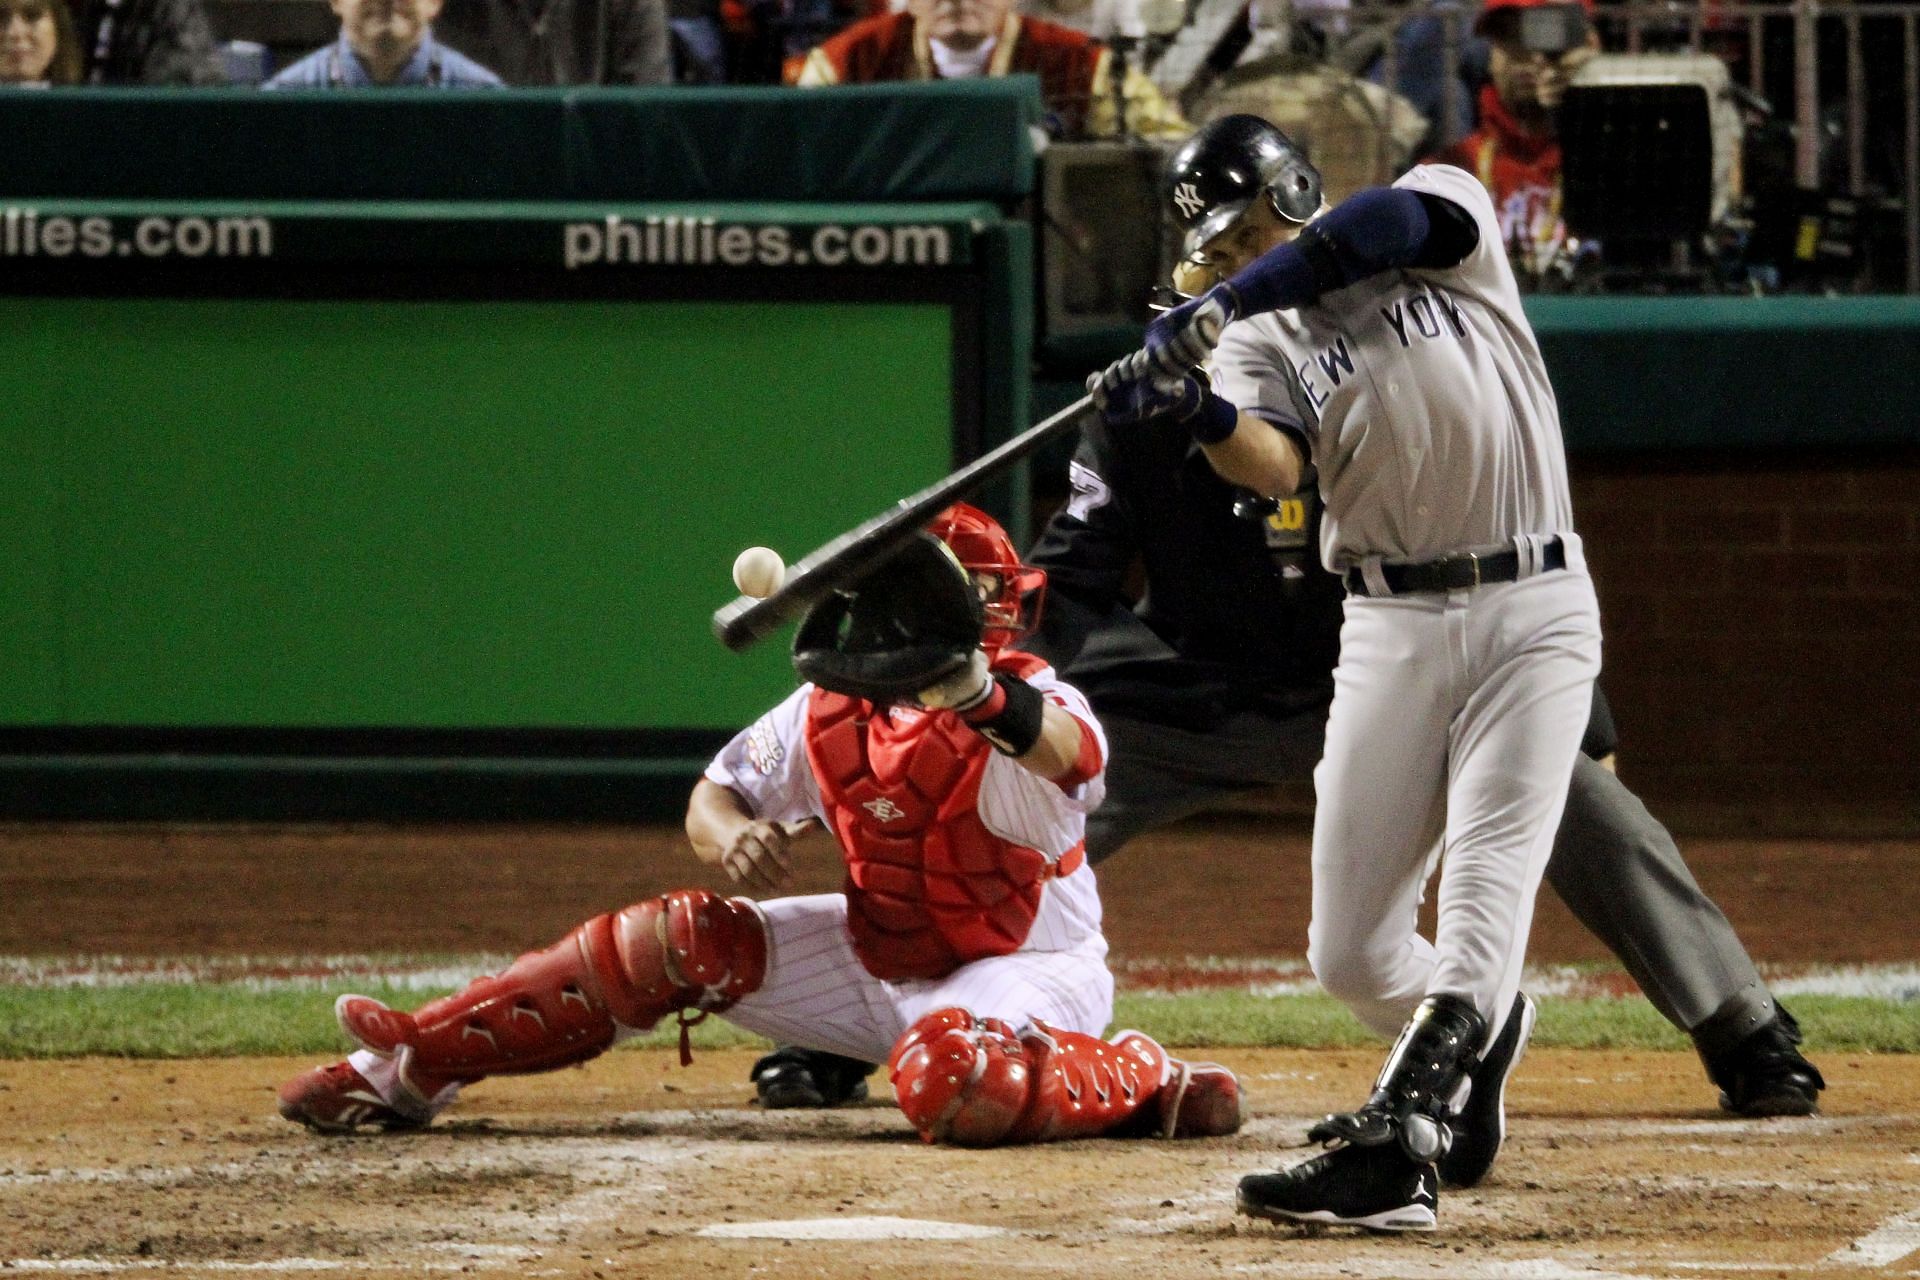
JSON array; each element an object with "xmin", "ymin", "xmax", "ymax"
[
  {"xmin": 1432, "ymin": 0, "xmax": 1598, "ymax": 282},
  {"xmin": 795, "ymin": 0, "xmax": 1185, "ymax": 139}
]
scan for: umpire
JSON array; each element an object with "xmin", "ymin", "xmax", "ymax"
[{"xmin": 753, "ymin": 408, "xmax": 1825, "ymax": 1122}]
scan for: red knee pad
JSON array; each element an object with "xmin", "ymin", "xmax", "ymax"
[
  {"xmin": 889, "ymin": 1008, "xmax": 1034, "ymax": 1147},
  {"xmin": 592, "ymin": 889, "xmax": 769, "ymax": 1028}
]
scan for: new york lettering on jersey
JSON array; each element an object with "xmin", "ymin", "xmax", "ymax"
[
  {"xmin": 1286, "ymin": 284, "xmax": 1471, "ymax": 416},
  {"xmin": 1212, "ymin": 166, "xmax": 1572, "ymax": 572}
]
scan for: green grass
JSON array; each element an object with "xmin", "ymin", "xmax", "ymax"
[{"xmin": 1, "ymin": 985, "xmax": 1915, "ymax": 1059}]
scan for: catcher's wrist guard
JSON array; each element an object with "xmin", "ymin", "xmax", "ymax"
[{"xmin": 957, "ymin": 673, "xmax": 1045, "ymax": 757}]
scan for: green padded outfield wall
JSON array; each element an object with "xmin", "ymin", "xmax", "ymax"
[{"xmin": 0, "ymin": 297, "xmax": 951, "ymax": 730}]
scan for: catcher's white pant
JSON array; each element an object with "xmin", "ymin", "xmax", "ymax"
[
  {"xmin": 349, "ymin": 892, "xmax": 1114, "ymax": 1119},
  {"xmin": 721, "ymin": 893, "xmax": 1116, "ymax": 1064},
  {"xmin": 1307, "ymin": 551, "xmax": 1601, "ymax": 1044}
]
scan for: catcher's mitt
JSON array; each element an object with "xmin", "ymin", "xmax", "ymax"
[{"xmin": 792, "ymin": 532, "xmax": 984, "ymax": 702}]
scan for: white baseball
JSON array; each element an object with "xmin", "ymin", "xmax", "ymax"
[{"xmin": 732, "ymin": 546, "xmax": 786, "ymax": 598}]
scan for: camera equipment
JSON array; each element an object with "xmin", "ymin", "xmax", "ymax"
[
  {"xmin": 1040, "ymin": 142, "xmax": 1184, "ymax": 338},
  {"xmin": 1560, "ymin": 53, "xmax": 1742, "ymax": 243}
]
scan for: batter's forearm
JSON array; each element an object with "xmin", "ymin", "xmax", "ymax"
[{"xmin": 1199, "ymin": 413, "xmax": 1305, "ymax": 498}]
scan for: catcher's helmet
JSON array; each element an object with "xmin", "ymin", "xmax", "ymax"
[
  {"xmin": 926, "ymin": 502, "xmax": 1046, "ymax": 656},
  {"xmin": 1163, "ymin": 114, "xmax": 1324, "ymax": 258},
  {"xmin": 789, "ymin": 504, "xmax": 1044, "ymax": 703}
]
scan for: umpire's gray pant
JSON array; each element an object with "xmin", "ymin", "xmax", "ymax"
[{"xmin": 1088, "ymin": 706, "xmax": 1778, "ymax": 1056}]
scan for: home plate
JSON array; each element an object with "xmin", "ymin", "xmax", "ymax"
[{"xmin": 697, "ymin": 1216, "xmax": 1011, "ymax": 1241}]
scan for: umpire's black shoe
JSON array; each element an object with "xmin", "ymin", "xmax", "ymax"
[
  {"xmin": 1707, "ymin": 1006, "xmax": 1826, "ymax": 1117},
  {"xmin": 1437, "ymin": 991, "xmax": 1536, "ymax": 1189},
  {"xmin": 1238, "ymin": 1144, "xmax": 1439, "ymax": 1232},
  {"xmin": 749, "ymin": 1046, "xmax": 875, "ymax": 1110}
]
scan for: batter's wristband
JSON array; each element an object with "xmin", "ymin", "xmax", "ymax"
[
  {"xmin": 958, "ymin": 674, "xmax": 1046, "ymax": 757},
  {"xmin": 1184, "ymin": 390, "xmax": 1241, "ymax": 445}
]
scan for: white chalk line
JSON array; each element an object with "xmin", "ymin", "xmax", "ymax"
[
  {"xmin": 697, "ymin": 1216, "xmax": 1010, "ymax": 1241},
  {"xmin": 1825, "ymin": 1205, "xmax": 1920, "ymax": 1267},
  {"xmin": 7, "ymin": 954, "xmax": 1918, "ymax": 1001},
  {"xmin": 0, "ymin": 1263, "xmax": 561, "ymax": 1275}
]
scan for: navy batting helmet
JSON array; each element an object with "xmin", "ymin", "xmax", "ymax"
[{"xmin": 1163, "ymin": 114, "xmax": 1324, "ymax": 257}]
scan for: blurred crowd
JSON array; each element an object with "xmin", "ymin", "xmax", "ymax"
[
  {"xmin": 0, "ymin": 0, "xmax": 1642, "ymax": 205},
  {"xmin": 0, "ymin": 0, "xmax": 1623, "ymax": 147},
  {"xmin": 1, "ymin": 0, "xmax": 1904, "ymax": 291}
]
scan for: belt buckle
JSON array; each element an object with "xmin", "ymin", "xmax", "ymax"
[{"xmin": 1468, "ymin": 551, "xmax": 1481, "ymax": 587}]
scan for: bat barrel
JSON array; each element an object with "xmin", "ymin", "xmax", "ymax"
[{"xmin": 711, "ymin": 395, "xmax": 1099, "ymax": 652}]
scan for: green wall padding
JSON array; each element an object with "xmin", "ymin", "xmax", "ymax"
[{"xmin": 0, "ymin": 298, "xmax": 952, "ymax": 729}]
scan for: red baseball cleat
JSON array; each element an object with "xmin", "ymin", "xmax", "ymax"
[
  {"xmin": 1111, "ymin": 1031, "xmax": 1245, "ymax": 1138},
  {"xmin": 276, "ymin": 1060, "xmax": 425, "ymax": 1134},
  {"xmin": 1159, "ymin": 1059, "xmax": 1246, "ymax": 1137}
]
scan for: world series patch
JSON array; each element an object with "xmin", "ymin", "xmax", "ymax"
[{"xmin": 745, "ymin": 718, "xmax": 784, "ymax": 775}]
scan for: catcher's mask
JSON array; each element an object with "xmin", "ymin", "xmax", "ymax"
[
  {"xmin": 790, "ymin": 504, "xmax": 1045, "ymax": 704},
  {"xmin": 791, "ymin": 530, "xmax": 985, "ymax": 703},
  {"xmin": 925, "ymin": 502, "xmax": 1046, "ymax": 656}
]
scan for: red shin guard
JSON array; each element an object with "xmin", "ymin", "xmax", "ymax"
[
  {"xmin": 888, "ymin": 1008, "xmax": 1209, "ymax": 1147},
  {"xmin": 338, "ymin": 889, "xmax": 769, "ymax": 1092}
]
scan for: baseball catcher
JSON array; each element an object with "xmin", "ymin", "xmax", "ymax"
[{"xmin": 277, "ymin": 503, "xmax": 1243, "ymax": 1148}]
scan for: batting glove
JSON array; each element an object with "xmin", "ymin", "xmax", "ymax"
[
  {"xmin": 1143, "ymin": 282, "xmax": 1239, "ymax": 377},
  {"xmin": 1088, "ymin": 350, "xmax": 1202, "ymax": 425},
  {"xmin": 1087, "ymin": 353, "xmax": 1241, "ymax": 443}
]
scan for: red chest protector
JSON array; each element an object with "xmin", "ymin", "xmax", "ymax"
[{"xmin": 804, "ymin": 653, "xmax": 1078, "ymax": 982}]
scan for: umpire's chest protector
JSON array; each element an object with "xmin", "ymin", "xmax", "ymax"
[{"xmin": 805, "ymin": 688, "xmax": 1053, "ymax": 982}]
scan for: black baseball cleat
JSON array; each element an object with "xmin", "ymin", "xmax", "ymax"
[
  {"xmin": 749, "ymin": 1046, "xmax": 875, "ymax": 1110},
  {"xmin": 1706, "ymin": 1006, "xmax": 1826, "ymax": 1117},
  {"xmin": 1437, "ymin": 991, "xmax": 1536, "ymax": 1188},
  {"xmin": 1237, "ymin": 1143, "xmax": 1439, "ymax": 1232}
]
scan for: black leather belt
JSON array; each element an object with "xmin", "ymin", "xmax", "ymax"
[{"xmin": 1345, "ymin": 537, "xmax": 1567, "ymax": 597}]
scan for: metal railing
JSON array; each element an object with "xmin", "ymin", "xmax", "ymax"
[
  {"xmin": 1611, "ymin": 0, "xmax": 1920, "ymax": 289},
  {"xmin": 1139, "ymin": 0, "xmax": 1920, "ymax": 290}
]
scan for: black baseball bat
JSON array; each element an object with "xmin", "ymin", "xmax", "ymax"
[{"xmin": 712, "ymin": 394, "xmax": 1101, "ymax": 652}]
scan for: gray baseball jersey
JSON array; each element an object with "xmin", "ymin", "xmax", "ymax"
[{"xmin": 1209, "ymin": 163, "xmax": 1575, "ymax": 573}]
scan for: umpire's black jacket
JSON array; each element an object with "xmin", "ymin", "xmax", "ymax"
[{"xmin": 1020, "ymin": 415, "xmax": 1618, "ymax": 756}]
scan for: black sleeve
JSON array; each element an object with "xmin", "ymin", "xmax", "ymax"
[
  {"xmin": 1409, "ymin": 191, "xmax": 1481, "ymax": 270},
  {"xmin": 1020, "ymin": 424, "xmax": 1142, "ymax": 674},
  {"xmin": 1581, "ymin": 683, "xmax": 1619, "ymax": 760}
]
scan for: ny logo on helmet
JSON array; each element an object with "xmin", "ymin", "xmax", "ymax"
[{"xmin": 1172, "ymin": 182, "xmax": 1206, "ymax": 219}]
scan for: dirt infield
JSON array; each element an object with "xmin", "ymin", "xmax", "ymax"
[
  {"xmin": 4, "ymin": 817, "xmax": 1918, "ymax": 962},
  {"xmin": 3, "ymin": 1049, "xmax": 1918, "ymax": 1278},
  {"xmin": 3, "ymin": 819, "xmax": 1919, "ymax": 1276}
]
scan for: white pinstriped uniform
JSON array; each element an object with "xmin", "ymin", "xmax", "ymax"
[
  {"xmin": 345, "ymin": 669, "xmax": 1113, "ymax": 1113},
  {"xmin": 701, "ymin": 669, "xmax": 1114, "ymax": 1064}
]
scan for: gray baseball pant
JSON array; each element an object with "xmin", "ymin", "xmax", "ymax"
[{"xmin": 1087, "ymin": 706, "xmax": 1778, "ymax": 1056}]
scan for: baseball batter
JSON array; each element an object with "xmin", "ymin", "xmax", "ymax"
[
  {"xmin": 276, "ymin": 505, "xmax": 1242, "ymax": 1149},
  {"xmin": 1093, "ymin": 114, "xmax": 1601, "ymax": 1230}
]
